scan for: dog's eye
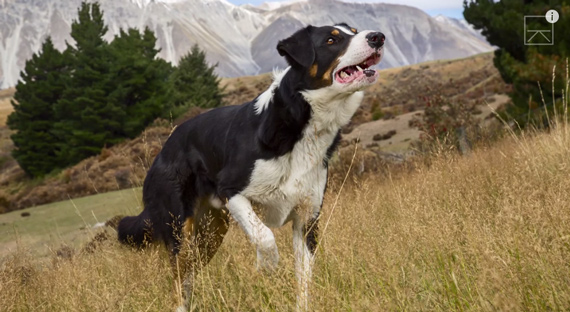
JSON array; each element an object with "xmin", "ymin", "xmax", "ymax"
[{"xmin": 327, "ymin": 38, "xmax": 335, "ymax": 45}]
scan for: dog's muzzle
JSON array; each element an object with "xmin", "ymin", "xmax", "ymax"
[{"xmin": 366, "ymin": 32, "xmax": 385, "ymax": 50}]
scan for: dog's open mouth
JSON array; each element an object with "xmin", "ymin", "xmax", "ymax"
[{"xmin": 335, "ymin": 52, "xmax": 381, "ymax": 84}]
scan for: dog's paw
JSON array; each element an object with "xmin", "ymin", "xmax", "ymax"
[
  {"xmin": 175, "ymin": 305, "xmax": 187, "ymax": 312},
  {"xmin": 256, "ymin": 239, "xmax": 279, "ymax": 273}
]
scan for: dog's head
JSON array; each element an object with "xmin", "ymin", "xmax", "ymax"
[{"xmin": 277, "ymin": 23, "xmax": 384, "ymax": 92}]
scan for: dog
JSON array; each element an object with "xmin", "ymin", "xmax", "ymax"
[{"xmin": 117, "ymin": 23, "xmax": 385, "ymax": 311}]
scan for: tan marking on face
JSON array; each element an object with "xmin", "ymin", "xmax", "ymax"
[
  {"xmin": 311, "ymin": 37, "xmax": 349, "ymax": 88},
  {"xmin": 309, "ymin": 64, "xmax": 318, "ymax": 77},
  {"xmin": 331, "ymin": 29, "xmax": 340, "ymax": 36},
  {"xmin": 322, "ymin": 60, "xmax": 340, "ymax": 83},
  {"xmin": 351, "ymin": 28, "xmax": 357, "ymax": 33}
]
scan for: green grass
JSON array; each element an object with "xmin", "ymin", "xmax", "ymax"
[{"xmin": 0, "ymin": 188, "xmax": 142, "ymax": 258}]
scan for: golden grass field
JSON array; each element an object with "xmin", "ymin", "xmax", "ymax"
[
  {"xmin": 1, "ymin": 119, "xmax": 569, "ymax": 311},
  {"xmin": 0, "ymin": 88, "xmax": 15, "ymax": 126}
]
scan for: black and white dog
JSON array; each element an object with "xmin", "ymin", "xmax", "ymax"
[{"xmin": 118, "ymin": 23, "xmax": 384, "ymax": 311}]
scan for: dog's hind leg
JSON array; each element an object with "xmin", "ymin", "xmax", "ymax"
[
  {"xmin": 175, "ymin": 197, "xmax": 230, "ymax": 312},
  {"xmin": 172, "ymin": 216, "xmax": 195, "ymax": 311}
]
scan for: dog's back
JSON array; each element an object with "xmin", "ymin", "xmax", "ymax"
[{"xmin": 117, "ymin": 104, "xmax": 244, "ymax": 250}]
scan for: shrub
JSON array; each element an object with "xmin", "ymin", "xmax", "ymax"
[{"xmin": 409, "ymin": 90, "xmax": 480, "ymax": 155}]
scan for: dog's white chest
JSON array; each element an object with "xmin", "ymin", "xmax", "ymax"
[{"xmin": 241, "ymin": 128, "xmax": 334, "ymax": 228}]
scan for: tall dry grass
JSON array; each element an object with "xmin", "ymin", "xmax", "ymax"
[
  {"xmin": 1, "ymin": 119, "xmax": 569, "ymax": 311},
  {"xmin": 1, "ymin": 62, "xmax": 568, "ymax": 311}
]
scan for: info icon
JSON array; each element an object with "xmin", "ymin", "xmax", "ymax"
[{"xmin": 524, "ymin": 9, "xmax": 558, "ymax": 46}]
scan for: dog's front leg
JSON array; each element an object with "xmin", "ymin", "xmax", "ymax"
[
  {"xmin": 227, "ymin": 194, "xmax": 279, "ymax": 272},
  {"xmin": 292, "ymin": 212, "xmax": 319, "ymax": 312}
]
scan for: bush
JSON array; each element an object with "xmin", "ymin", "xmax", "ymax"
[
  {"xmin": 370, "ymin": 99, "xmax": 384, "ymax": 121},
  {"xmin": 409, "ymin": 89, "xmax": 480, "ymax": 155},
  {"xmin": 372, "ymin": 130, "xmax": 397, "ymax": 141}
]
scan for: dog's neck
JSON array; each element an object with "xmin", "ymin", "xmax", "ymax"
[
  {"xmin": 255, "ymin": 68, "xmax": 363, "ymax": 156},
  {"xmin": 279, "ymin": 69, "xmax": 363, "ymax": 133},
  {"xmin": 301, "ymin": 87, "xmax": 363, "ymax": 133},
  {"xmin": 255, "ymin": 69, "xmax": 312, "ymax": 155}
]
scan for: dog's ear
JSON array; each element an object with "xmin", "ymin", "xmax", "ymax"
[{"xmin": 277, "ymin": 26, "xmax": 315, "ymax": 69}]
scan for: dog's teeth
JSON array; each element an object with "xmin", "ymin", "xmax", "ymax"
[
  {"xmin": 340, "ymin": 71, "xmax": 348, "ymax": 79},
  {"xmin": 356, "ymin": 65, "xmax": 363, "ymax": 71}
]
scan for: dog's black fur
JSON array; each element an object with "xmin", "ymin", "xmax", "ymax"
[
  {"xmin": 117, "ymin": 24, "xmax": 363, "ymax": 253},
  {"xmin": 118, "ymin": 24, "xmax": 384, "ymax": 270},
  {"xmin": 118, "ymin": 22, "xmax": 385, "ymax": 311}
]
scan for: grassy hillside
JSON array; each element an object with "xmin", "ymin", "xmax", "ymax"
[
  {"xmin": 0, "ymin": 52, "xmax": 508, "ymax": 213},
  {"xmin": 0, "ymin": 126, "xmax": 171, "ymax": 213},
  {"xmin": 1, "ymin": 121, "xmax": 569, "ymax": 311},
  {"xmin": 0, "ymin": 188, "xmax": 141, "ymax": 258},
  {"xmin": 221, "ymin": 53, "xmax": 507, "ymax": 127}
]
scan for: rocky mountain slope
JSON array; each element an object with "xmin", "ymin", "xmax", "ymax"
[
  {"xmin": 0, "ymin": 0, "xmax": 491, "ymax": 89},
  {"xmin": 433, "ymin": 14, "xmax": 488, "ymax": 43}
]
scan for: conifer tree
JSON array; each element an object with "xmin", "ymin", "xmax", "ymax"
[
  {"xmin": 464, "ymin": 0, "xmax": 570, "ymax": 125},
  {"xmin": 9, "ymin": 1, "xmax": 178, "ymax": 174},
  {"xmin": 164, "ymin": 44, "xmax": 224, "ymax": 118},
  {"xmin": 108, "ymin": 27, "xmax": 172, "ymax": 138},
  {"xmin": 7, "ymin": 37, "xmax": 69, "ymax": 177},
  {"xmin": 53, "ymin": 1, "xmax": 122, "ymax": 165}
]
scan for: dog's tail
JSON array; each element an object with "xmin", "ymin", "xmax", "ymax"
[{"xmin": 117, "ymin": 209, "xmax": 153, "ymax": 247}]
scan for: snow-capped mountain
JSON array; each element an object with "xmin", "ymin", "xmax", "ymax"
[
  {"xmin": 249, "ymin": 1, "xmax": 493, "ymax": 74},
  {"xmin": 433, "ymin": 14, "xmax": 487, "ymax": 43},
  {"xmin": 0, "ymin": 0, "xmax": 492, "ymax": 89},
  {"xmin": 257, "ymin": 0, "xmax": 306, "ymax": 11}
]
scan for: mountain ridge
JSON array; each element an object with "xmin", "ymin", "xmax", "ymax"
[{"xmin": 0, "ymin": 0, "xmax": 492, "ymax": 89}]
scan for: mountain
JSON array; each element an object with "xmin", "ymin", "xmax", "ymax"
[
  {"xmin": 0, "ymin": 0, "xmax": 492, "ymax": 89},
  {"xmin": 433, "ymin": 14, "xmax": 488, "ymax": 43},
  {"xmin": 249, "ymin": 1, "xmax": 493, "ymax": 73},
  {"xmin": 257, "ymin": 0, "xmax": 305, "ymax": 11}
]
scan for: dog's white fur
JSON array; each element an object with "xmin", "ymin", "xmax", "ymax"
[
  {"xmin": 335, "ymin": 24, "xmax": 357, "ymax": 36},
  {"xmin": 254, "ymin": 67, "xmax": 291, "ymax": 115}
]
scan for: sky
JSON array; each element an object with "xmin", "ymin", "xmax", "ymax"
[{"xmin": 227, "ymin": 0, "xmax": 465, "ymax": 19}]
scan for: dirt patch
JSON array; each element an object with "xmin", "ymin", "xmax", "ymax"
[{"xmin": 344, "ymin": 94, "xmax": 510, "ymax": 151}]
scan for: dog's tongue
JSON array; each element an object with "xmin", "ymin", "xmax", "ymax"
[{"xmin": 345, "ymin": 67, "xmax": 357, "ymax": 75}]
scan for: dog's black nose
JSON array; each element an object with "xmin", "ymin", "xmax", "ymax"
[{"xmin": 366, "ymin": 32, "xmax": 385, "ymax": 49}]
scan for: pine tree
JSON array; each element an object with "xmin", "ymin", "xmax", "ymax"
[
  {"xmin": 464, "ymin": 0, "xmax": 570, "ymax": 126},
  {"xmin": 9, "ymin": 1, "xmax": 175, "ymax": 174},
  {"xmin": 7, "ymin": 37, "xmax": 69, "ymax": 177},
  {"xmin": 53, "ymin": 1, "xmax": 122, "ymax": 165},
  {"xmin": 164, "ymin": 44, "xmax": 224, "ymax": 118},
  {"xmin": 108, "ymin": 27, "xmax": 172, "ymax": 138}
]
